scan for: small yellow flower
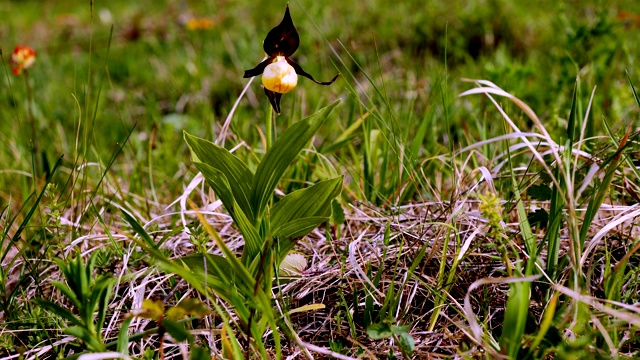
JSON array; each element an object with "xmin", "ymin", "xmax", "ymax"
[
  {"xmin": 244, "ymin": 5, "xmax": 339, "ymax": 114},
  {"xmin": 185, "ymin": 17, "xmax": 215, "ymax": 31},
  {"xmin": 10, "ymin": 45, "xmax": 36, "ymax": 75}
]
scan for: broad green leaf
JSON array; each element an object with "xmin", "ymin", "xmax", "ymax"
[
  {"xmin": 126, "ymin": 219, "xmax": 253, "ymax": 323},
  {"xmin": 164, "ymin": 318, "xmax": 192, "ymax": 342},
  {"xmin": 193, "ymin": 161, "xmax": 262, "ymax": 262},
  {"xmin": 397, "ymin": 331, "xmax": 415, "ymax": 353},
  {"xmin": 190, "ymin": 347, "xmax": 210, "ymax": 360},
  {"xmin": 391, "ymin": 324, "xmax": 411, "ymax": 335},
  {"xmin": 366, "ymin": 322, "xmax": 392, "ymax": 339},
  {"xmin": 251, "ymin": 100, "xmax": 340, "ymax": 222},
  {"xmin": 273, "ymin": 216, "xmax": 329, "ymax": 246},
  {"xmin": 184, "ymin": 132, "xmax": 255, "ymax": 223},
  {"xmin": 270, "ymin": 176, "xmax": 343, "ymax": 235},
  {"xmin": 179, "ymin": 253, "xmax": 234, "ymax": 279},
  {"xmin": 177, "ymin": 253, "xmax": 250, "ymax": 311},
  {"xmin": 330, "ymin": 198, "xmax": 345, "ymax": 225}
]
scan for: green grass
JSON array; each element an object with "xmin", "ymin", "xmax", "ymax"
[{"xmin": 2, "ymin": 0, "xmax": 640, "ymax": 358}]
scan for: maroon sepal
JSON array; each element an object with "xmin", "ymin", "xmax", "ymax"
[
  {"xmin": 263, "ymin": 4, "xmax": 300, "ymax": 57},
  {"xmin": 244, "ymin": 58, "xmax": 271, "ymax": 78},
  {"xmin": 264, "ymin": 88, "xmax": 283, "ymax": 114},
  {"xmin": 286, "ymin": 58, "xmax": 340, "ymax": 85}
]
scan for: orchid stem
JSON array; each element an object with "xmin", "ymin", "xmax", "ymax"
[{"xmin": 265, "ymin": 104, "xmax": 274, "ymax": 151}]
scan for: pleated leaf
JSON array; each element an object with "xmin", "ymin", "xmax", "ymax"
[
  {"xmin": 193, "ymin": 161, "xmax": 262, "ymax": 262},
  {"xmin": 185, "ymin": 132, "xmax": 255, "ymax": 223},
  {"xmin": 252, "ymin": 100, "xmax": 340, "ymax": 222}
]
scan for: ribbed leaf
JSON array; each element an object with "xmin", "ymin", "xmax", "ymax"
[
  {"xmin": 193, "ymin": 161, "xmax": 262, "ymax": 262},
  {"xmin": 185, "ymin": 132, "xmax": 255, "ymax": 223},
  {"xmin": 273, "ymin": 216, "xmax": 328, "ymax": 241},
  {"xmin": 270, "ymin": 176, "xmax": 343, "ymax": 235},
  {"xmin": 179, "ymin": 253, "xmax": 233, "ymax": 278},
  {"xmin": 128, "ymin": 230, "xmax": 252, "ymax": 322},
  {"xmin": 251, "ymin": 100, "xmax": 340, "ymax": 222}
]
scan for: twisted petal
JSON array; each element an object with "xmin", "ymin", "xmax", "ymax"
[
  {"xmin": 263, "ymin": 5, "xmax": 299, "ymax": 57},
  {"xmin": 286, "ymin": 58, "xmax": 339, "ymax": 85},
  {"xmin": 244, "ymin": 58, "xmax": 271, "ymax": 78},
  {"xmin": 264, "ymin": 88, "xmax": 283, "ymax": 114}
]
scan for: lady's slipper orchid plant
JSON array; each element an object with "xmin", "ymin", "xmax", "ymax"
[
  {"xmin": 244, "ymin": 5, "xmax": 339, "ymax": 114},
  {"xmin": 10, "ymin": 45, "xmax": 36, "ymax": 75}
]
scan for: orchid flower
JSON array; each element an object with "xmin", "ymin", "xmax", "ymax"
[{"xmin": 244, "ymin": 5, "xmax": 339, "ymax": 114}]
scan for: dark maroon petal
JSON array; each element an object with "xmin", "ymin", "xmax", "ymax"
[
  {"xmin": 263, "ymin": 4, "xmax": 299, "ymax": 57},
  {"xmin": 264, "ymin": 88, "xmax": 282, "ymax": 114},
  {"xmin": 244, "ymin": 58, "xmax": 271, "ymax": 78},
  {"xmin": 286, "ymin": 58, "xmax": 339, "ymax": 85}
]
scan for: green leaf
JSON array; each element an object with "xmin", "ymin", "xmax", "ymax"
[
  {"xmin": 64, "ymin": 325, "xmax": 106, "ymax": 351},
  {"xmin": 121, "ymin": 210, "xmax": 159, "ymax": 250},
  {"xmin": 51, "ymin": 280, "xmax": 82, "ymax": 310},
  {"xmin": 117, "ymin": 317, "xmax": 134, "ymax": 355},
  {"xmin": 330, "ymin": 198, "xmax": 345, "ymax": 225},
  {"xmin": 33, "ymin": 299, "xmax": 84, "ymax": 327},
  {"xmin": 190, "ymin": 347, "xmax": 211, "ymax": 360},
  {"xmin": 127, "ymin": 230, "xmax": 252, "ymax": 322},
  {"xmin": 580, "ymin": 125, "xmax": 632, "ymax": 245},
  {"xmin": 272, "ymin": 216, "xmax": 328, "ymax": 246},
  {"xmin": 528, "ymin": 184, "xmax": 552, "ymax": 201},
  {"xmin": 390, "ymin": 324, "xmax": 411, "ymax": 335},
  {"xmin": 179, "ymin": 253, "xmax": 234, "ymax": 279},
  {"xmin": 94, "ymin": 276, "xmax": 116, "ymax": 335},
  {"xmin": 251, "ymin": 100, "xmax": 340, "ymax": 222},
  {"xmin": 500, "ymin": 281, "xmax": 530, "ymax": 358},
  {"xmin": 193, "ymin": 161, "xmax": 262, "ymax": 262},
  {"xmin": 184, "ymin": 132, "xmax": 255, "ymax": 223},
  {"xmin": 366, "ymin": 322, "xmax": 393, "ymax": 339},
  {"xmin": 397, "ymin": 331, "xmax": 415, "ymax": 353},
  {"xmin": 270, "ymin": 177, "xmax": 343, "ymax": 236},
  {"xmin": 164, "ymin": 318, "xmax": 192, "ymax": 342}
]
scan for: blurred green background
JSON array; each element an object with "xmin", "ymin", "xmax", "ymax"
[{"xmin": 1, "ymin": 0, "xmax": 640, "ymax": 206}]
